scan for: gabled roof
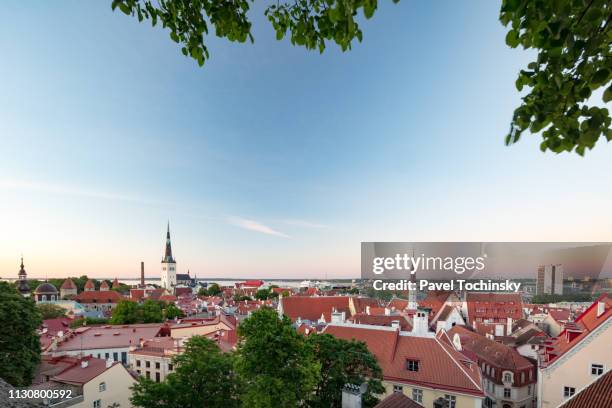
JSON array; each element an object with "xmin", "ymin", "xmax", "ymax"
[
  {"xmin": 53, "ymin": 324, "xmax": 163, "ymax": 352},
  {"xmin": 324, "ymin": 324, "xmax": 483, "ymax": 396},
  {"xmin": 541, "ymin": 294, "xmax": 611, "ymax": 367},
  {"xmin": 448, "ymin": 325, "xmax": 534, "ymax": 372},
  {"xmin": 51, "ymin": 357, "xmax": 118, "ymax": 385},
  {"xmin": 60, "ymin": 279, "xmax": 77, "ymax": 290},
  {"xmin": 465, "ymin": 292, "xmax": 522, "ymax": 325},
  {"xmin": 387, "ymin": 298, "xmax": 409, "ymax": 311},
  {"xmin": 350, "ymin": 313, "xmax": 412, "ymax": 331},
  {"xmin": 280, "ymin": 296, "xmax": 351, "ymax": 322},
  {"xmin": 74, "ymin": 290, "xmax": 123, "ymax": 303},
  {"xmin": 374, "ymin": 391, "xmax": 423, "ymax": 408},
  {"xmin": 559, "ymin": 369, "xmax": 612, "ymax": 408},
  {"xmin": 84, "ymin": 279, "xmax": 95, "ymax": 289}
]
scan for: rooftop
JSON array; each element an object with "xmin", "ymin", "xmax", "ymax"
[{"xmin": 52, "ymin": 324, "xmax": 163, "ymax": 352}]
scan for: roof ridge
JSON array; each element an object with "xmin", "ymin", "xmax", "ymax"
[{"xmin": 434, "ymin": 337, "xmax": 482, "ymax": 391}]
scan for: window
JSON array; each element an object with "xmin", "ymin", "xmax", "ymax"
[
  {"xmin": 99, "ymin": 382, "xmax": 106, "ymax": 392},
  {"xmin": 146, "ymin": 361, "xmax": 150, "ymax": 368},
  {"xmin": 156, "ymin": 372, "xmax": 160, "ymax": 383},
  {"xmin": 412, "ymin": 388, "xmax": 423, "ymax": 403},
  {"xmin": 122, "ymin": 352, "xmax": 127, "ymax": 364},
  {"xmin": 563, "ymin": 387, "xmax": 576, "ymax": 399},
  {"xmin": 406, "ymin": 359, "xmax": 419, "ymax": 372},
  {"xmin": 168, "ymin": 363, "xmax": 173, "ymax": 371},
  {"xmin": 113, "ymin": 352, "xmax": 118, "ymax": 362},
  {"xmin": 521, "ymin": 372, "xmax": 525, "ymax": 383},
  {"xmin": 105, "ymin": 353, "xmax": 109, "ymax": 359},
  {"xmin": 93, "ymin": 400, "xmax": 101, "ymax": 408},
  {"xmin": 504, "ymin": 388, "xmax": 511, "ymax": 398},
  {"xmin": 528, "ymin": 385, "xmax": 531, "ymax": 395},
  {"xmin": 156, "ymin": 362, "xmax": 160, "ymax": 369},
  {"xmin": 136, "ymin": 360, "xmax": 141, "ymax": 367},
  {"xmin": 393, "ymin": 385, "xmax": 403, "ymax": 393},
  {"xmin": 444, "ymin": 394, "xmax": 456, "ymax": 408},
  {"xmin": 146, "ymin": 371, "xmax": 150, "ymax": 379},
  {"xmin": 503, "ymin": 372, "xmax": 512, "ymax": 383},
  {"xmin": 591, "ymin": 364, "xmax": 604, "ymax": 376}
]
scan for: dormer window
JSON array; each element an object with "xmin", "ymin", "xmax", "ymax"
[
  {"xmin": 503, "ymin": 372, "xmax": 513, "ymax": 383},
  {"xmin": 406, "ymin": 359, "xmax": 419, "ymax": 372}
]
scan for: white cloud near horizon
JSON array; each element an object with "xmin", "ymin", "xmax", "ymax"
[{"xmin": 228, "ymin": 216, "xmax": 290, "ymax": 238}]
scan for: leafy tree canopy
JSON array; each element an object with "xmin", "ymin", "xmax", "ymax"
[
  {"xmin": 111, "ymin": 0, "xmax": 398, "ymax": 66},
  {"xmin": 37, "ymin": 303, "xmax": 67, "ymax": 320},
  {"xmin": 131, "ymin": 336, "xmax": 238, "ymax": 408},
  {"xmin": 0, "ymin": 282, "xmax": 42, "ymax": 386},
  {"xmin": 501, "ymin": 0, "xmax": 612, "ymax": 154},
  {"xmin": 207, "ymin": 283, "xmax": 222, "ymax": 296},
  {"xmin": 236, "ymin": 307, "xmax": 320, "ymax": 407},
  {"xmin": 307, "ymin": 333, "xmax": 384, "ymax": 408}
]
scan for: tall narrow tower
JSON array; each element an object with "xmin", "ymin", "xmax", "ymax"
[
  {"xmin": 160, "ymin": 222, "xmax": 177, "ymax": 290},
  {"xmin": 17, "ymin": 257, "xmax": 31, "ymax": 297}
]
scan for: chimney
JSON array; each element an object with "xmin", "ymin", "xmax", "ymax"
[
  {"xmin": 341, "ymin": 383, "xmax": 366, "ymax": 408},
  {"xmin": 411, "ymin": 307, "xmax": 430, "ymax": 336},
  {"xmin": 141, "ymin": 262, "xmax": 145, "ymax": 287},
  {"xmin": 331, "ymin": 311, "xmax": 346, "ymax": 324},
  {"xmin": 385, "ymin": 307, "xmax": 391, "ymax": 316},
  {"xmin": 597, "ymin": 301, "xmax": 606, "ymax": 317},
  {"xmin": 106, "ymin": 359, "xmax": 113, "ymax": 368},
  {"xmin": 81, "ymin": 360, "xmax": 89, "ymax": 368},
  {"xmin": 391, "ymin": 320, "xmax": 401, "ymax": 330},
  {"xmin": 507, "ymin": 317, "xmax": 513, "ymax": 335},
  {"xmin": 366, "ymin": 306, "xmax": 371, "ymax": 315}
]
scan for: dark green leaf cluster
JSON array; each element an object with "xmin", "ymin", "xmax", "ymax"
[
  {"xmin": 501, "ymin": 0, "xmax": 612, "ymax": 154},
  {"xmin": 130, "ymin": 307, "xmax": 384, "ymax": 407},
  {"xmin": 37, "ymin": 303, "xmax": 68, "ymax": 319},
  {"xmin": 111, "ymin": 0, "xmax": 398, "ymax": 66},
  {"xmin": 110, "ymin": 299, "xmax": 176, "ymax": 324},
  {"xmin": 0, "ymin": 282, "xmax": 42, "ymax": 386}
]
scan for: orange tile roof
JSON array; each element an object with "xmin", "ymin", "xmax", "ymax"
[
  {"xmin": 60, "ymin": 279, "xmax": 77, "ymax": 290},
  {"xmin": 542, "ymin": 294, "xmax": 611, "ymax": 367},
  {"xmin": 51, "ymin": 356, "xmax": 118, "ymax": 385},
  {"xmin": 448, "ymin": 326, "xmax": 535, "ymax": 373},
  {"xmin": 74, "ymin": 290, "xmax": 123, "ymax": 303},
  {"xmin": 387, "ymin": 298, "xmax": 409, "ymax": 311},
  {"xmin": 465, "ymin": 292, "xmax": 522, "ymax": 326},
  {"xmin": 559, "ymin": 369, "xmax": 612, "ymax": 408},
  {"xmin": 281, "ymin": 296, "xmax": 351, "ymax": 322},
  {"xmin": 54, "ymin": 324, "xmax": 163, "ymax": 352},
  {"xmin": 374, "ymin": 391, "xmax": 424, "ymax": 408},
  {"xmin": 324, "ymin": 325, "xmax": 483, "ymax": 396},
  {"xmin": 350, "ymin": 313, "xmax": 412, "ymax": 331}
]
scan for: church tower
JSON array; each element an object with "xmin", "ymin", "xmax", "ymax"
[
  {"xmin": 17, "ymin": 257, "xmax": 31, "ymax": 297},
  {"xmin": 160, "ymin": 222, "xmax": 176, "ymax": 291}
]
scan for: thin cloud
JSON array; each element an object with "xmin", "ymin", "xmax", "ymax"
[
  {"xmin": 0, "ymin": 178, "xmax": 162, "ymax": 205},
  {"xmin": 228, "ymin": 216, "xmax": 290, "ymax": 238},
  {"xmin": 282, "ymin": 219, "xmax": 328, "ymax": 229}
]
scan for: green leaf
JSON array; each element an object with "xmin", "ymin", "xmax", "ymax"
[
  {"xmin": 592, "ymin": 69, "xmax": 610, "ymax": 86},
  {"xmin": 603, "ymin": 86, "xmax": 612, "ymax": 104},
  {"xmin": 505, "ymin": 29, "xmax": 519, "ymax": 47}
]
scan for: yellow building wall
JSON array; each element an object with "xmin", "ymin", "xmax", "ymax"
[{"xmin": 383, "ymin": 381, "xmax": 483, "ymax": 408}]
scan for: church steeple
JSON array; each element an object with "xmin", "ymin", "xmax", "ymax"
[
  {"xmin": 163, "ymin": 221, "xmax": 175, "ymax": 263},
  {"xmin": 17, "ymin": 256, "xmax": 31, "ymax": 297}
]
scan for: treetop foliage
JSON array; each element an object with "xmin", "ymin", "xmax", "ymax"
[
  {"xmin": 500, "ymin": 0, "xmax": 612, "ymax": 154},
  {"xmin": 111, "ymin": 0, "xmax": 398, "ymax": 66}
]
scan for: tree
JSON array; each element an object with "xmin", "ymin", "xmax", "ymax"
[
  {"xmin": 0, "ymin": 282, "xmax": 42, "ymax": 386},
  {"xmin": 110, "ymin": 300, "xmax": 141, "ymax": 324},
  {"xmin": 131, "ymin": 336, "xmax": 238, "ymax": 408},
  {"xmin": 235, "ymin": 308, "xmax": 320, "ymax": 407},
  {"xmin": 164, "ymin": 303, "xmax": 184, "ymax": 320},
  {"xmin": 111, "ymin": 0, "xmax": 399, "ymax": 67},
  {"xmin": 255, "ymin": 288, "xmax": 270, "ymax": 300},
  {"xmin": 307, "ymin": 334, "xmax": 384, "ymax": 408},
  {"xmin": 197, "ymin": 287, "xmax": 209, "ymax": 297},
  {"xmin": 501, "ymin": 0, "xmax": 612, "ymax": 155},
  {"xmin": 37, "ymin": 303, "xmax": 67, "ymax": 319},
  {"xmin": 207, "ymin": 283, "xmax": 222, "ymax": 296},
  {"xmin": 141, "ymin": 299, "xmax": 164, "ymax": 323}
]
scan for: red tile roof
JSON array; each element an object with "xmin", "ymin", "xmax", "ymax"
[
  {"xmin": 51, "ymin": 357, "xmax": 118, "ymax": 385},
  {"xmin": 74, "ymin": 290, "xmax": 123, "ymax": 303},
  {"xmin": 374, "ymin": 392, "xmax": 423, "ymax": 408},
  {"xmin": 84, "ymin": 279, "xmax": 95, "ymax": 289},
  {"xmin": 350, "ymin": 313, "xmax": 412, "ymax": 331},
  {"xmin": 281, "ymin": 296, "xmax": 351, "ymax": 322},
  {"xmin": 548, "ymin": 309, "xmax": 572, "ymax": 323},
  {"xmin": 388, "ymin": 298, "xmax": 409, "ymax": 311},
  {"xmin": 60, "ymin": 279, "xmax": 77, "ymax": 290},
  {"xmin": 541, "ymin": 294, "xmax": 612, "ymax": 367},
  {"xmin": 99, "ymin": 281, "xmax": 110, "ymax": 290},
  {"xmin": 558, "ymin": 369, "xmax": 612, "ymax": 408},
  {"xmin": 324, "ymin": 325, "xmax": 483, "ymax": 396},
  {"xmin": 448, "ymin": 326, "xmax": 535, "ymax": 375},
  {"xmin": 112, "ymin": 278, "xmax": 120, "ymax": 289},
  {"xmin": 53, "ymin": 324, "xmax": 163, "ymax": 352},
  {"xmin": 465, "ymin": 292, "xmax": 522, "ymax": 326}
]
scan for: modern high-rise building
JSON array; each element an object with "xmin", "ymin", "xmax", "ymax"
[
  {"xmin": 536, "ymin": 264, "xmax": 563, "ymax": 295},
  {"xmin": 160, "ymin": 222, "xmax": 176, "ymax": 291}
]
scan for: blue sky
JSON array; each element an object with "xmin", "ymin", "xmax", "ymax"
[{"xmin": 1, "ymin": 1, "xmax": 611, "ymax": 279}]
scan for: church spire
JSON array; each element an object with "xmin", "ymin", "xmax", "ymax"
[{"xmin": 163, "ymin": 222, "xmax": 175, "ymax": 263}]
